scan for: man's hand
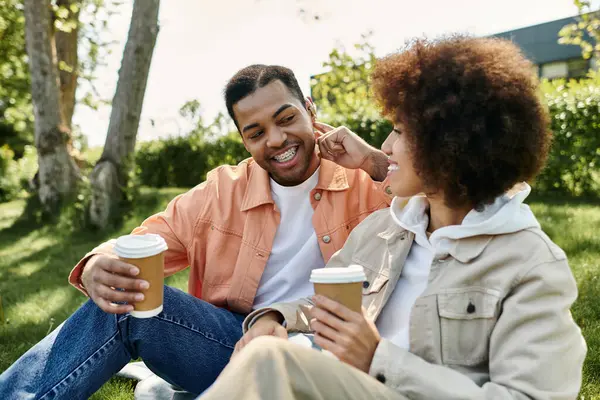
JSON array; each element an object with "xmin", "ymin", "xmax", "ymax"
[
  {"xmin": 314, "ymin": 122, "xmax": 388, "ymax": 181},
  {"xmin": 81, "ymin": 254, "xmax": 149, "ymax": 314},
  {"xmin": 232, "ymin": 312, "xmax": 287, "ymax": 357},
  {"xmin": 310, "ymin": 295, "xmax": 380, "ymax": 373}
]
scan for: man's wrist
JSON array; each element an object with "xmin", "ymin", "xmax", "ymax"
[
  {"xmin": 79, "ymin": 256, "xmax": 94, "ymax": 289},
  {"xmin": 361, "ymin": 149, "xmax": 389, "ymax": 182}
]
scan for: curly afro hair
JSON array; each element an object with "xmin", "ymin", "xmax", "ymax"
[{"xmin": 371, "ymin": 36, "xmax": 551, "ymax": 209}]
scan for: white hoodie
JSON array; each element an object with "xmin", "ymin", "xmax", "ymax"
[{"xmin": 376, "ymin": 183, "xmax": 541, "ymax": 349}]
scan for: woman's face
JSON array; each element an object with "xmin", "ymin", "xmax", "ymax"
[{"xmin": 381, "ymin": 124, "xmax": 425, "ymax": 198}]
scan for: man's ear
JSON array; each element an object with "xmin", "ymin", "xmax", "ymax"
[
  {"xmin": 305, "ymin": 97, "xmax": 317, "ymax": 122},
  {"xmin": 313, "ymin": 129, "xmax": 322, "ymax": 140}
]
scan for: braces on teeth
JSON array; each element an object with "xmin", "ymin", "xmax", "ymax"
[{"xmin": 274, "ymin": 147, "xmax": 297, "ymax": 162}]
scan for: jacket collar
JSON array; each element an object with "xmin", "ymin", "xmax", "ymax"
[
  {"xmin": 448, "ymin": 236, "xmax": 494, "ymax": 263},
  {"xmin": 240, "ymin": 159, "xmax": 273, "ymax": 212},
  {"xmin": 314, "ymin": 159, "xmax": 350, "ymax": 192},
  {"xmin": 240, "ymin": 158, "xmax": 350, "ymax": 212},
  {"xmin": 390, "ymin": 195, "xmax": 499, "ymax": 264},
  {"xmin": 378, "ymin": 222, "xmax": 494, "ymax": 264},
  {"xmin": 377, "ymin": 223, "xmax": 407, "ymax": 242}
]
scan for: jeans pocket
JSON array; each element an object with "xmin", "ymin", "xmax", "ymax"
[{"xmin": 437, "ymin": 287, "xmax": 500, "ymax": 366}]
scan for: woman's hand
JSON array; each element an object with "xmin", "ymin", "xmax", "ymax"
[{"xmin": 310, "ymin": 294, "xmax": 381, "ymax": 372}]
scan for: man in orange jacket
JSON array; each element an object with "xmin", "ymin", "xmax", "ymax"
[{"xmin": 0, "ymin": 64, "xmax": 393, "ymax": 398}]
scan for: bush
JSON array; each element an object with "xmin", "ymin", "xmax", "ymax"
[
  {"xmin": 537, "ymin": 74, "xmax": 600, "ymax": 196},
  {"xmin": 135, "ymin": 133, "xmax": 248, "ymax": 188},
  {"xmin": 0, "ymin": 145, "xmax": 21, "ymax": 201},
  {"xmin": 0, "ymin": 144, "xmax": 36, "ymax": 202}
]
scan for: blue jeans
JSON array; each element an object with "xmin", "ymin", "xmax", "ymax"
[{"xmin": 0, "ymin": 286, "xmax": 246, "ymax": 399}]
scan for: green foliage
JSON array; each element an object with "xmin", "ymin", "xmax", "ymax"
[
  {"xmin": 135, "ymin": 101, "xmax": 247, "ymax": 188},
  {"xmin": 0, "ymin": 0, "xmax": 34, "ymax": 154},
  {"xmin": 0, "ymin": 146, "xmax": 21, "ymax": 202},
  {"xmin": 116, "ymin": 155, "xmax": 141, "ymax": 224},
  {"xmin": 559, "ymin": 1, "xmax": 600, "ymax": 60},
  {"xmin": 310, "ymin": 34, "xmax": 392, "ymax": 149},
  {"xmin": 0, "ymin": 145, "xmax": 37, "ymax": 202},
  {"xmin": 178, "ymin": 99, "xmax": 232, "ymax": 142},
  {"xmin": 77, "ymin": 0, "xmax": 125, "ymax": 110},
  {"xmin": 135, "ymin": 137, "xmax": 201, "ymax": 188},
  {"xmin": 0, "ymin": 0, "xmax": 123, "ymax": 160},
  {"xmin": 54, "ymin": 176, "xmax": 93, "ymax": 232},
  {"xmin": 537, "ymin": 73, "xmax": 600, "ymax": 196},
  {"xmin": 311, "ymin": 34, "xmax": 378, "ymax": 123},
  {"xmin": 204, "ymin": 132, "xmax": 250, "ymax": 169},
  {"xmin": 135, "ymin": 133, "xmax": 248, "ymax": 188}
]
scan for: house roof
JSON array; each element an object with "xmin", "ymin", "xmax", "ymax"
[{"xmin": 490, "ymin": 16, "xmax": 587, "ymax": 64}]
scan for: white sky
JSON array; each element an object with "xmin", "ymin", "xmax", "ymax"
[{"xmin": 74, "ymin": 0, "xmax": 587, "ymax": 147}]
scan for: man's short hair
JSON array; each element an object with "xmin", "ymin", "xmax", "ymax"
[{"xmin": 224, "ymin": 64, "xmax": 306, "ymax": 130}]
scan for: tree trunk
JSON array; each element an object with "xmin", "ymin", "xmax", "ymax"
[
  {"xmin": 24, "ymin": 0, "xmax": 79, "ymax": 213},
  {"xmin": 89, "ymin": 0, "xmax": 160, "ymax": 229},
  {"xmin": 55, "ymin": 0, "xmax": 80, "ymax": 131}
]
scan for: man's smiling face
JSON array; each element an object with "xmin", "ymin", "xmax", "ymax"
[{"xmin": 233, "ymin": 80, "xmax": 319, "ymax": 186}]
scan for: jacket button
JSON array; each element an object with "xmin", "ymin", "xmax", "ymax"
[
  {"xmin": 362, "ymin": 281, "xmax": 370, "ymax": 289},
  {"xmin": 467, "ymin": 302, "xmax": 476, "ymax": 313},
  {"xmin": 314, "ymin": 192, "xmax": 322, "ymax": 201},
  {"xmin": 385, "ymin": 186, "xmax": 393, "ymax": 195},
  {"xmin": 322, "ymin": 235, "xmax": 331, "ymax": 243},
  {"xmin": 375, "ymin": 373, "xmax": 386, "ymax": 383}
]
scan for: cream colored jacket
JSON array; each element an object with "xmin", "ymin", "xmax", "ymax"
[{"xmin": 244, "ymin": 199, "xmax": 587, "ymax": 400}]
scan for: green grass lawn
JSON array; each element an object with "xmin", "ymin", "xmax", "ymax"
[
  {"xmin": 0, "ymin": 188, "xmax": 598, "ymax": 399},
  {"xmin": 0, "ymin": 188, "xmax": 190, "ymax": 400}
]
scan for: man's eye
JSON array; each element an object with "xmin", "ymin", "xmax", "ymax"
[
  {"xmin": 281, "ymin": 115, "xmax": 295, "ymax": 124},
  {"xmin": 250, "ymin": 130, "xmax": 264, "ymax": 139}
]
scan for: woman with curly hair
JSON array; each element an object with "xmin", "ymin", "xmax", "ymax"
[{"xmin": 198, "ymin": 36, "xmax": 586, "ymax": 400}]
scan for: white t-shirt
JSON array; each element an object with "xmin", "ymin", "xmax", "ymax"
[
  {"xmin": 252, "ymin": 168, "xmax": 325, "ymax": 310},
  {"xmin": 375, "ymin": 236, "xmax": 433, "ymax": 349},
  {"xmin": 376, "ymin": 197, "xmax": 433, "ymax": 349}
]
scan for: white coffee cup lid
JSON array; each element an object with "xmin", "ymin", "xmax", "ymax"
[
  {"xmin": 310, "ymin": 265, "xmax": 366, "ymax": 284},
  {"xmin": 114, "ymin": 234, "xmax": 168, "ymax": 259}
]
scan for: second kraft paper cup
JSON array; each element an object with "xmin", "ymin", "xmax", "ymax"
[{"xmin": 310, "ymin": 265, "xmax": 366, "ymax": 313}]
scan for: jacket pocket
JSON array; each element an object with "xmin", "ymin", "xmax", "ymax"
[
  {"xmin": 437, "ymin": 287, "xmax": 500, "ymax": 366},
  {"xmin": 359, "ymin": 264, "xmax": 390, "ymax": 296}
]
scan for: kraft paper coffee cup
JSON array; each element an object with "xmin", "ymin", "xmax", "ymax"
[
  {"xmin": 114, "ymin": 234, "xmax": 168, "ymax": 318},
  {"xmin": 310, "ymin": 265, "xmax": 366, "ymax": 313}
]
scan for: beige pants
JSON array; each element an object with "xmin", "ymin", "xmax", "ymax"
[{"xmin": 199, "ymin": 336, "xmax": 408, "ymax": 400}]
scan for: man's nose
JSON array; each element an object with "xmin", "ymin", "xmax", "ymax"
[{"xmin": 266, "ymin": 128, "xmax": 287, "ymax": 148}]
